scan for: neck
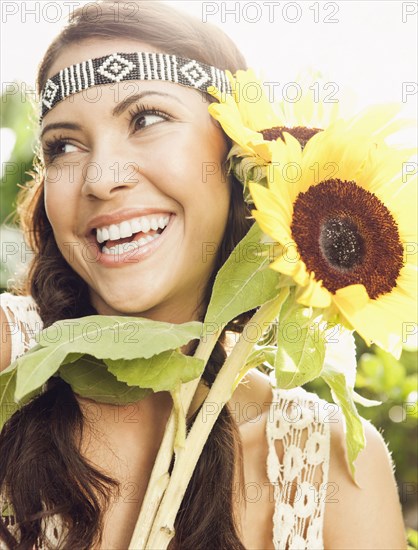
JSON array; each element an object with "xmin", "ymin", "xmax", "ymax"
[{"xmin": 75, "ymin": 389, "xmax": 174, "ymax": 467}]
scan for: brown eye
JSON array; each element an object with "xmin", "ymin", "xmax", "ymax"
[
  {"xmin": 128, "ymin": 104, "xmax": 171, "ymax": 133},
  {"xmin": 133, "ymin": 112, "xmax": 166, "ymax": 130},
  {"xmin": 42, "ymin": 137, "xmax": 80, "ymax": 162}
]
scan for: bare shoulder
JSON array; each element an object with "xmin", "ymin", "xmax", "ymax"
[
  {"xmin": 324, "ymin": 409, "xmax": 407, "ymax": 549},
  {"xmin": 228, "ymin": 367, "xmax": 274, "ymax": 427}
]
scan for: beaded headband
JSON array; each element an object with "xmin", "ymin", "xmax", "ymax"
[{"xmin": 39, "ymin": 51, "xmax": 233, "ymax": 122}]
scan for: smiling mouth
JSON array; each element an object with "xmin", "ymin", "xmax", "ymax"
[
  {"xmin": 91, "ymin": 214, "xmax": 172, "ymax": 256},
  {"xmin": 100, "ymin": 227, "xmax": 165, "ymax": 254}
]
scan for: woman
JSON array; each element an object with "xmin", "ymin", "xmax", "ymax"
[{"xmin": 0, "ymin": 1, "xmax": 407, "ymax": 548}]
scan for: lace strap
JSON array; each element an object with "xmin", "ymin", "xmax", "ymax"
[
  {"xmin": 0, "ymin": 292, "xmax": 44, "ymax": 365},
  {"xmin": 266, "ymin": 385, "xmax": 331, "ymax": 550},
  {"xmin": 0, "ymin": 294, "xmax": 67, "ymax": 548}
]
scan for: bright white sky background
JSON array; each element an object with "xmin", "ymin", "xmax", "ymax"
[
  {"xmin": 0, "ymin": 0, "xmax": 417, "ymax": 116},
  {"xmin": 1, "ymin": 1, "xmax": 416, "ymax": 184}
]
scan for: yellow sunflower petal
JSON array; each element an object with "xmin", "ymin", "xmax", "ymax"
[
  {"xmin": 332, "ymin": 274, "xmax": 417, "ymax": 358},
  {"xmin": 389, "ymin": 263, "xmax": 418, "ymax": 322},
  {"xmin": 208, "ymin": 102, "xmax": 269, "ymax": 159},
  {"xmin": 346, "ymin": 104, "xmax": 402, "ymax": 136},
  {"xmin": 268, "ymin": 135, "xmax": 304, "ymax": 200},
  {"xmin": 249, "ymin": 141, "xmax": 273, "ymax": 162},
  {"xmin": 332, "ymin": 285, "xmax": 373, "ymax": 344},
  {"xmin": 296, "ymin": 277, "xmax": 332, "ymax": 308},
  {"xmin": 300, "ymin": 129, "xmax": 358, "ymax": 186},
  {"xmin": 270, "ymin": 252, "xmax": 310, "ymax": 286},
  {"xmin": 248, "ymin": 181, "xmax": 292, "ymax": 227},
  {"xmin": 357, "ymin": 144, "xmax": 416, "ymax": 199},
  {"xmin": 251, "ymin": 210, "xmax": 292, "ymax": 244},
  {"xmin": 387, "ymin": 177, "xmax": 418, "ymax": 247},
  {"xmin": 234, "ymin": 69, "xmax": 284, "ymax": 131}
]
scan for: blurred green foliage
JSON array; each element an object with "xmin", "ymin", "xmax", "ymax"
[
  {"xmin": 1, "ymin": 84, "xmax": 38, "ymax": 288},
  {"xmin": 408, "ymin": 528, "xmax": 418, "ymax": 549},
  {"xmin": 305, "ymin": 333, "xmax": 418, "ymax": 529},
  {"xmin": 1, "ymin": 82, "xmax": 38, "ymax": 225}
]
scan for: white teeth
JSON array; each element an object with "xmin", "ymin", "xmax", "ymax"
[
  {"xmin": 95, "ymin": 214, "xmax": 171, "ymax": 244},
  {"xmin": 108, "ymin": 224, "xmax": 120, "ymax": 240},
  {"xmin": 131, "ymin": 219, "xmax": 142, "ymax": 233},
  {"xmin": 102, "ymin": 233, "xmax": 161, "ymax": 255},
  {"xmin": 102, "ymin": 227, "xmax": 109, "ymax": 241},
  {"xmin": 158, "ymin": 216, "xmax": 169, "ymax": 229},
  {"xmin": 119, "ymin": 220, "xmax": 133, "ymax": 238},
  {"xmin": 141, "ymin": 217, "xmax": 150, "ymax": 233},
  {"xmin": 150, "ymin": 217, "xmax": 159, "ymax": 231}
]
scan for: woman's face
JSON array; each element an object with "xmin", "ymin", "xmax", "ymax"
[{"xmin": 41, "ymin": 39, "xmax": 231, "ymax": 323}]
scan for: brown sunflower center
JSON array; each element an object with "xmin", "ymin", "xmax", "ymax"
[
  {"xmin": 290, "ymin": 178, "xmax": 404, "ymax": 299},
  {"xmin": 319, "ymin": 218, "xmax": 365, "ymax": 270},
  {"xmin": 261, "ymin": 126, "xmax": 322, "ymax": 148}
]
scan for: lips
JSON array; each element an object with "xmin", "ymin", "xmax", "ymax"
[
  {"xmin": 84, "ymin": 207, "xmax": 175, "ymax": 237},
  {"xmin": 83, "ymin": 213, "xmax": 175, "ymax": 267}
]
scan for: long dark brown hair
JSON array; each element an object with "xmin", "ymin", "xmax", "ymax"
[{"xmin": 0, "ymin": 1, "xmax": 256, "ymax": 548}]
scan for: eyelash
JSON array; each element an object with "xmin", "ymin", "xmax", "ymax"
[
  {"xmin": 42, "ymin": 134, "xmax": 73, "ymax": 162},
  {"xmin": 42, "ymin": 103, "xmax": 171, "ymax": 162},
  {"xmin": 128, "ymin": 103, "xmax": 171, "ymax": 131}
]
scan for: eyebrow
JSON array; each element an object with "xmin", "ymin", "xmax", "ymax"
[{"xmin": 40, "ymin": 90, "xmax": 185, "ymax": 139}]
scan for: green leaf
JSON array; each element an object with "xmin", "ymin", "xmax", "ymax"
[
  {"xmin": 59, "ymin": 355, "xmax": 152, "ymax": 404},
  {"xmin": 1, "ymin": 499, "xmax": 15, "ymax": 518},
  {"xmin": 11, "ymin": 317, "xmax": 203, "ymax": 402},
  {"xmin": 352, "ymin": 390, "xmax": 381, "ymax": 408},
  {"xmin": 14, "ymin": 345, "xmax": 74, "ymax": 401},
  {"xmin": 322, "ymin": 372, "xmax": 366, "ymax": 483},
  {"xmin": 62, "ymin": 352, "xmax": 85, "ymax": 364},
  {"xmin": 105, "ymin": 350, "xmax": 205, "ymax": 392},
  {"xmin": 243, "ymin": 345, "xmax": 276, "ymax": 370},
  {"xmin": 275, "ymin": 295, "xmax": 326, "ymax": 389},
  {"xmin": 232, "ymin": 345, "xmax": 276, "ymax": 392},
  {"xmin": 0, "ymin": 366, "xmax": 18, "ymax": 431},
  {"xmin": 204, "ymin": 222, "xmax": 282, "ymax": 332},
  {"xmin": 0, "ymin": 362, "xmax": 43, "ymax": 431},
  {"xmin": 36, "ymin": 316, "xmax": 203, "ymax": 360}
]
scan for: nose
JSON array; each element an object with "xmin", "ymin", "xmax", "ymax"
[{"xmin": 81, "ymin": 144, "xmax": 142, "ymax": 200}]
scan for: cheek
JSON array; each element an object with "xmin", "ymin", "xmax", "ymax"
[
  {"xmin": 176, "ymin": 125, "xmax": 228, "ymax": 192},
  {"xmin": 192, "ymin": 135, "xmax": 230, "ymax": 215},
  {"xmin": 44, "ymin": 179, "xmax": 76, "ymax": 240}
]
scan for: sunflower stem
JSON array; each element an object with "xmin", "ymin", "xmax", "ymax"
[
  {"xmin": 128, "ymin": 328, "xmax": 222, "ymax": 550},
  {"xmin": 144, "ymin": 290, "xmax": 289, "ymax": 549}
]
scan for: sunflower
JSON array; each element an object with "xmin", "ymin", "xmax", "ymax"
[
  {"xmin": 208, "ymin": 69, "xmax": 335, "ymax": 203},
  {"xmin": 208, "ymin": 69, "xmax": 281, "ymax": 164},
  {"xmin": 279, "ymin": 70, "xmax": 341, "ymax": 130},
  {"xmin": 249, "ymin": 112, "xmax": 417, "ymax": 359},
  {"xmin": 208, "ymin": 70, "xmax": 407, "ymax": 195}
]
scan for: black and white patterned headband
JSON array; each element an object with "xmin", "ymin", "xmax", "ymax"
[{"xmin": 39, "ymin": 51, "xmax": 233, "ymax": 122}]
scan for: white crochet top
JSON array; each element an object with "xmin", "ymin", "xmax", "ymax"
[{"xmin": 0, "ymin": 292, "xmax": 330, "ymax": 550}]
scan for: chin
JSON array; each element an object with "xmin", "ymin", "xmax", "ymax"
[{"xmin": 97, "ymin": 298, "xmax": 150, "ymax": 316}]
